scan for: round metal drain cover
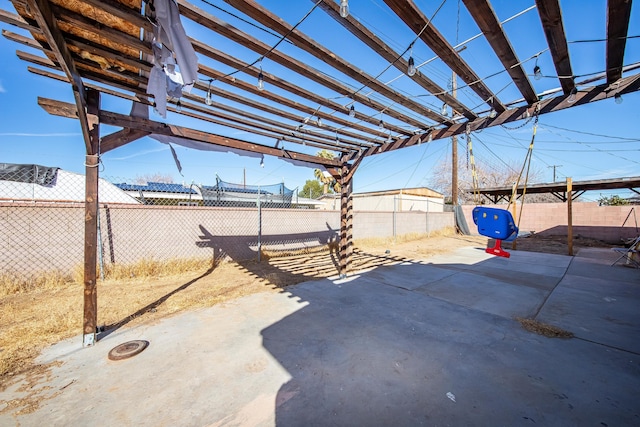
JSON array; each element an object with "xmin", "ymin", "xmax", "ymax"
[{"xmin": 108, "ymin": 340, "xmax": 149, "ymax": 361}]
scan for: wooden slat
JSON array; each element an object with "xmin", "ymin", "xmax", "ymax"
[
  {"xmin": 384, "ymin": 0, "xmax": 506, "ymax": 112},
  {"xmin": 193, "ymin": 51, "xmax": 404, "ymax": 136},
  {"xmin": 315, "ymin": 0, "xmax": 477, "ymax": 120},
  {"xmin": 535, "ymin": 0, "xmax": 575, "ymax": 94},
  {"xmin": 223, "ymin": 0, "xmax": 451, "ymax": 125},
  {"xmin": 197, "ymin": 82, "xmax": 383, "ymax": 145},
  {"xmin": 0, "ymin": 8, "xmax": 41, "ymax": 33},
  {"xmin": 463, "ymin": 0, "xmax": 538, "ymax": 104},
  {"xmin": 606, "ymin": 0, "xmax": 633, "ymax": 84},
  {"xmin": 178, "ymin": 0, "xmax": 429, "ymax": 130}
]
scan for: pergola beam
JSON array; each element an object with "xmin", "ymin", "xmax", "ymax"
[
  {"xmin": 463, "ymin": 0, "xmax": 538, "ymax": 105},
  {"xmin": 606, "ymin": 0, "xmax": 633, "ymax": 84},
  {"xmin": 358, "ymin": 72, "xmax": 640, "ymax": 158},
  {"xmin": 384, "ymin": 0, "xmax": 506, "ymax": 112},
  {"xmin": 535, "ymin": 0, "xmax": 575, "ymax": 94}
]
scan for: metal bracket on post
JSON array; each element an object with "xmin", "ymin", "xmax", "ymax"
[{"xmin": 83, "ymin": 332, "xmax": 95, "ymax": 347}]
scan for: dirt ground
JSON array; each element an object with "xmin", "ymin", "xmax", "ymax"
[{"xmin": 0, "ymin": 230, "xmax": 614, "ymax": 394}]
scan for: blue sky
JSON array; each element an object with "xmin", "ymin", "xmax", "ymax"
[{"xmin": 1, "ymin": 0, "xmax": 639, "ymax": 201}]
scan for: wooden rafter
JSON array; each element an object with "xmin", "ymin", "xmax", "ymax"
[
  {"xmin": 37, "ymin": 97, "xmax": 345, "ymax": 169},
  {"xmin": 29, "ymin": 62, "xmax": 363, "ymax": 153},
  {"xmin": 25, "ymin": 0, "xmax": 94, "ymax": 154},
  {"xmin": 606, "ymin": 0, "xmax": 633, "ymax": 84},
  {"xmin": 384, "ymin": 0, "xmax": 506, "ymax": 112},
  {"xmin": 4, "ymin": 29, "xmax": 393, "ymax": 146},
  {"xmin": 535, "ymin": 0, "xmax": 575, "ymax": 94},
  {"xmin": 463, "ymin": 0, "xmax": 538, "ymax": 105},
  {"xmin": 192, "ymin": 44, "xmax": 408, "ymax": 136},
  {"xmin": 222, "ymin": 0, "xmax": 451, "ymax": 125},
  {"xmin": 177, "ymin": 1, "xmax": 430, "ymax": 130},
  {"xmin": 350, "ymin": 72, "xmax": 640, "ymax": 160},
  {"xmin": 315, "ymin": 0, "xmax": 477, "ymax": 120}
]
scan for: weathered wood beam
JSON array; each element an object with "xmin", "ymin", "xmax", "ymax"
[
  {"xmin": 606, "ymin": 0, "xmax": 633, "ymax": 84},
  {"xmin": 26, "ymin": 0, "xmax": 94, "ymax": 153},
  {"xmin": 463, "ymin": 0, "xmax": 537, "ymax": 105},
  {"xmin": 37, "ymin": 97, "xmax": 344, "ymax": 168},
  {"xmin": 315, "ymin": 0, "xmax": 477, "ymax": 121},
  {"xmin": 338, "ymin": 158, "xmax": 355, "ymax": 277},
  {"xmin": 81, "ymin": 0, "xmax": 150, "ymax": 33},
  {"xmin": 0, "ymin": 8, "xmax": 41, "ymax": 33},
  {"xmin": 178, "ymin": 0, "xmax": 429, "ymax": 130},
  {"xmin": 223, "ymin": 0, "xmax": 450, "ymax": 125},
  {"xmin": 100, "ymin": 128, "xmax": 151, "ymax": 153},
  {"xmin": 535, "ymin": 0, "xmax": 575, "ymax": 94},
  {"xmin": 8, "ymin": 2, "xmax": 398, "ymax": 141},
  {"xmin": 384, "ymin": 0, "xmax": 506, "ymax": 112},
  {"xmin": 34, "ymin": 0, "xmax": 151, "ymax": 55},
  {"xmin": 352, "ymin": 72, "xmax": 640, "ymax": 159},
  {"xmin": 17, "ymin": 48, "xmax": 146, "ymax": 90},
  {"xmin": 82, "ymin": 88, "xmax": 100, "ymax": 347}
]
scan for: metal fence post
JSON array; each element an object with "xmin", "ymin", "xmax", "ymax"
[
  {"xmin": 257, "ymin": 186, "xmax": 262, "ymax": 262},
  {"xmin": 393, "ymin": 195, "xmax": 397, "ymax": 242},
  {"xmin": 97, "ymin": 206, "xmax": 105, "ymax": 281}
]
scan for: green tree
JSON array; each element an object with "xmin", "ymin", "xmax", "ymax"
[
  {"xmin": 598, "ymin": 194, "xmax": 629, "ymax": 206},
  {"xmin": 300, "ymin": 180, "xmax": 324, "ymax": 199},
  {"xmin": 313, "ymin": 150, "xmax": 341, "ymax": 194}
]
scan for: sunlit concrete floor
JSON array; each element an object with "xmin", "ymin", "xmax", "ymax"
[{"xmin": 1, "ymin": 246, "xmax": 639, "ymax": 426}]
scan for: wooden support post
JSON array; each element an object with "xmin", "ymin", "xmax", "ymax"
[
  {"xmin": 338, "ymin": 162, "xmax": 354, "ymax": 278},
  {"xmin": 567, "ymin": 177, "xmax": 573, "ymax": 256},
  {"xmin": 83, "ymin": 89, "xmax": 100, "ymax": 347}
]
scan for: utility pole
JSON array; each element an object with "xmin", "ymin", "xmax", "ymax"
[
  {"xmin": 548, "ymin": 165, "xmax": 562, "ymax": 182},
  {"xmin": 451, "ymin": 71, "xmax": 458, "ymax": 206}
]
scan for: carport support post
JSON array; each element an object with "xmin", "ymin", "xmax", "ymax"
[
  {"xmin": 339, "ymin": 162, "xmax": 355, "ymax": 278},
  {"xmin": 567, "ymin": 177, "xmax": 573, "ymax": 256},
  {"xmin": 83, "ymin": 89, "xmax": 100, "ymax": 347}
]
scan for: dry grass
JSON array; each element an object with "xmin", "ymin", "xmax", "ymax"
[
  {"xmin": 354, "ymin": 226, "xmax": 458, "ymax": 249},
  {"xmin": 516, "ymin": 317, "xmax": 574, "ymax": 338}
]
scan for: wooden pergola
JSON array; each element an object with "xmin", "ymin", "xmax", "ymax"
[{"xmin": 1, "ymin": 0, "xmax": 638, "ymax": 346}]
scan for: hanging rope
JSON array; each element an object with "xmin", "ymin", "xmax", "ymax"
[
  {"xmin": 508, "ymin": 112, "xmax": 539, "ymax": 236},
  {"xmin": 467, "ymin": 131, "xmax": 481, "ymax": 204}
]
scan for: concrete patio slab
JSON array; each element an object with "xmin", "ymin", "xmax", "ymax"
[
  {"xmin": 537, "ymin": 273, "xmax": 640, "ymax": 354},
  {"xmin": 1, "ymin": 247, "xmax": 639, "ymax": 426},
  {"xmin": 362, "ymin": 262, "xmax": 457, "ymax": 290},
  {"xmin": 414, "ymin": 270, "xmax": 549, "ymax": 319}
]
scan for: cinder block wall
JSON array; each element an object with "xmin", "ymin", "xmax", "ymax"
[
  {"xmin": 1, "ymin": 203, "xmax": 453, "ymax": 274},
  {"xmin": 461, "ymin": 202, "xmax": 638, "ymax": 243}
]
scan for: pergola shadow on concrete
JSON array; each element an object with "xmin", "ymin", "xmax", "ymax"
[
  {"xmin": 2, "ymin": 246, "xmax": 638, "ymax": 425},
  {"xmin": 1, "ymin": 0, "xmax": 639, "ymax": 345}
]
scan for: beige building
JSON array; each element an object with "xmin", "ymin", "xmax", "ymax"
[{"xmin": 318, "ymin": 187, "xmax": 445, "ymax": 212}]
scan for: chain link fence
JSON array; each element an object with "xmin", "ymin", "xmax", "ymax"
[{"xmin": 1, "ymin": 164, "xmax": 453, "ymax": 281}]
